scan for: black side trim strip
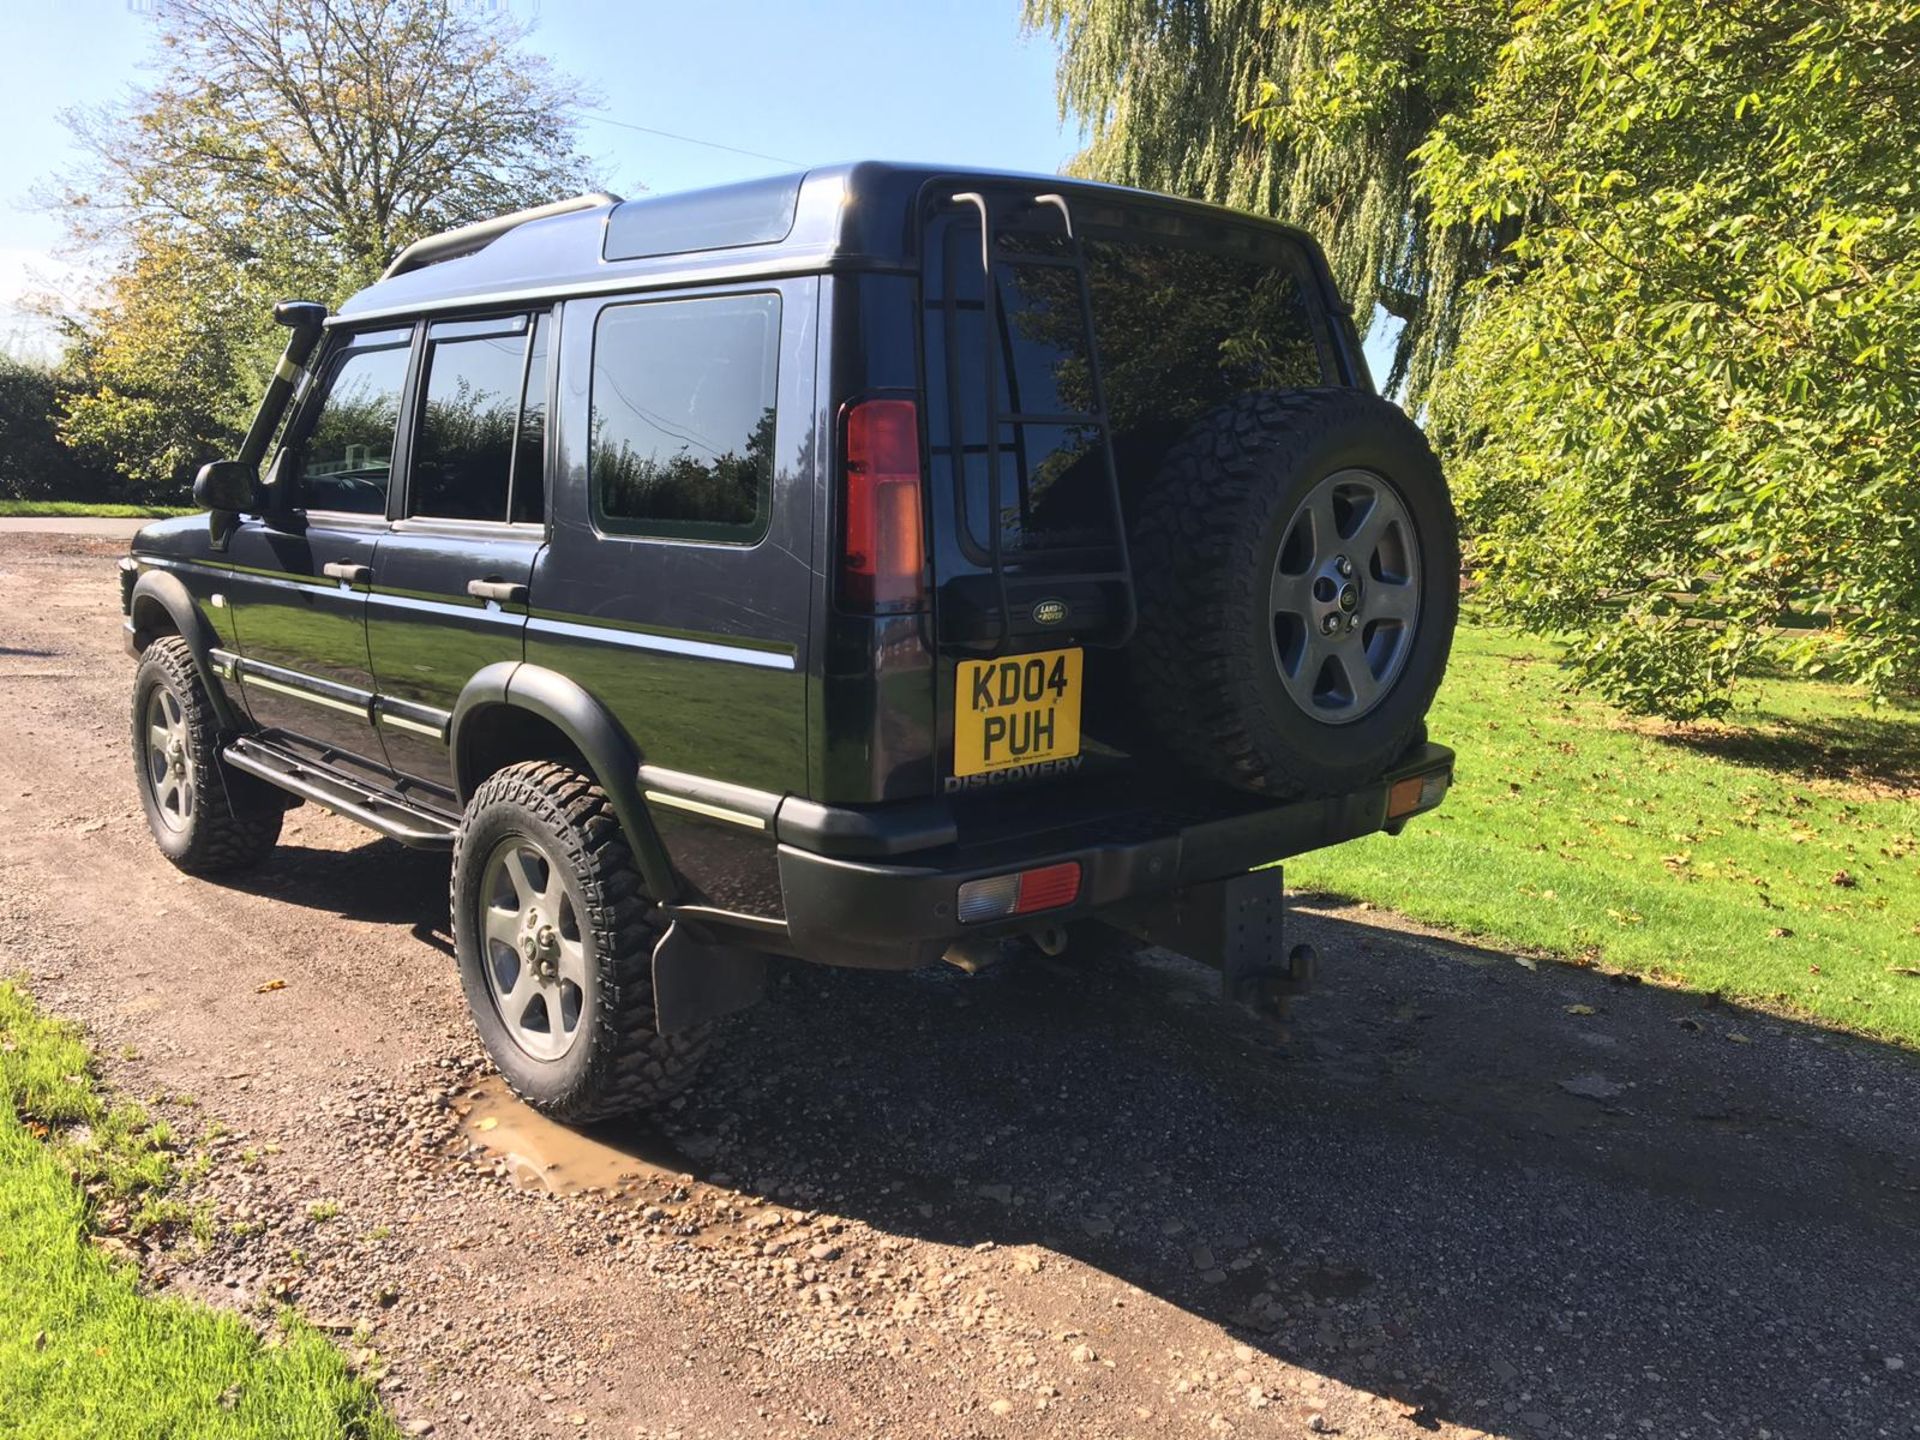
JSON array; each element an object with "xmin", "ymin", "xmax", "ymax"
[
  {"xmin": 234, "ymin": 655, "xmax": 375, "ymax": 715},
  {"xmin": 637, "ymin": 765, "xmax": 780, "ymax": 831},
  {"xmin": 375, "ymin": 694, "xmax": 452, "ymax": 741}
]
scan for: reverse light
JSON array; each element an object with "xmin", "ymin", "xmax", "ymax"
[
  {"xmin": 840, "ymin": 397, "xmax": 926, "ymax": 613},
  {"xmin": 956, "ymin": 862, "xmax": 1083, "ymax": 924}
]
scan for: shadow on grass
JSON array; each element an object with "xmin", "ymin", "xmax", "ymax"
[{"xmin": 1653, "ymin": 709, "xmax": 1920, "ymax": 793}]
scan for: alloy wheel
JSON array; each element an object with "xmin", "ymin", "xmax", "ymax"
[
  {"xmin": 143, "ymin": 684, "xmax": 195, "ymax": 832},
  {"xmin": 478, "ymin": 836, "xmax": 590, "ymax": 1062},
  {"xmin": 1268, "ymin": 467, "xmax": 1422, "ymax": 724}
]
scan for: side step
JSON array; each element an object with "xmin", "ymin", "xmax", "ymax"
[{"xmin": 224, "ymin": 737, "xmax": 457, "ymax": 850}]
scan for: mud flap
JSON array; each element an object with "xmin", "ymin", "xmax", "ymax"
[
  {"xmin": 1104, "ymin": 868, "xmax": 1313, "ymax": 1019},
  {"xmin": 651, "ymin": 920, "xmax": 768, "ymax": 1034}
]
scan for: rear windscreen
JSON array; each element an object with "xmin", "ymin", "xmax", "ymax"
[{"xmin": 924, "ymin": 212, "xmax": 1331, "ymax": 564}]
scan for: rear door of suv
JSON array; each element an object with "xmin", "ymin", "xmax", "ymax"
[{"xmin": 363, "ymin": 311, "xmax": 552, "ymax": 794}]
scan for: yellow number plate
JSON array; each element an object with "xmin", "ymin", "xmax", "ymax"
[{"xmin": 953, "ymin": 648, "xmax": 1083, "ymax": 777}]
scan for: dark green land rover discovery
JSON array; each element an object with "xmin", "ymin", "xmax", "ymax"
[{"xmin": 121, "ymin": 163, "xmax": 1456, "ymax": 1121}]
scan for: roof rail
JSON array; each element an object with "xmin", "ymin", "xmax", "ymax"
[{"xmin": 380, "ymin": 192, "xmax": 624, "ymax": 281}]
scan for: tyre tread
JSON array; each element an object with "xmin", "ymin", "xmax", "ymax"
[
  {"xmin": 134, "ymin": 636, "xmax": 282, "ymax": 874},
  {"xmin": 451, "ymin": 760, "xmax": 708, "ymax": 1122},
  {"xmin": 1129, "ymin": 389, "xmax": 1458, "ymax": 798}
]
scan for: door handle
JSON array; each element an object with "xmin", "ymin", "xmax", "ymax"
[
  {"xmin": 322, "ymin": 562, "xmax": 371, "ymax": 584},
  {"xmin": 467, "ymin": 578, "xmax": 529, "ymax": 605}
]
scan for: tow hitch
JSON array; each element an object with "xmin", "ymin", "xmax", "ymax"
[{"xmin": 1104, "ymin": 868, "xmax": 1315, "ymax": 1022}]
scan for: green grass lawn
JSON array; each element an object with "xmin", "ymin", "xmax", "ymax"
[
  {"xmin": 0, "ymin": 500, "xmax": 193, "ymax": 518},
  {"xmin": 1288, "ymin": 626, "xmax": 1920, "ymax": 1045},
  {"xmin": 0, "ymin": 982, "xmax": 396, "ymax": 1440}
]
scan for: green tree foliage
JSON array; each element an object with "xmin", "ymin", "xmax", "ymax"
[
  {"xmin": 1030, "ymin": 0, "xmax": 1920, "ymax": 712},
  {"xmin": 1424, "ymin": 0, "xmax": 1920, "ymax": 713},
  {"xmin": 0, "ymin": 356, "xmax": 122, "ymax": 502},
  {"xmin": 1024, "ymin": 0, "xmax": 1511, "ymax": 396},
  {"xmin": 53, "ymin": 0, "xmax": 595, "ymax": 495}
]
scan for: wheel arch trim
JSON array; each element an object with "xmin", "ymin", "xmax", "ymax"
[
  {"xmin": 128, "ymin": 569, "xmax": 242, "ymax": 732},
  {"xmin": 449, "ymin": 662, "xmax": 679, "ymax": 901}
]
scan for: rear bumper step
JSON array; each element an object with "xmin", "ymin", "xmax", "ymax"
[{"xmin": 223, "ymin": 737, "xmax": 456, "ymax": 850}]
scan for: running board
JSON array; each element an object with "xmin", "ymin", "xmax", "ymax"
[{"xmin": 223, "ymin": 737, "xmax": 457, "ymax": 850}]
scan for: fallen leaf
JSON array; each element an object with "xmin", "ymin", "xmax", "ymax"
[
  {"xmin": 255, "ymin": 979, "xmax": 287, "ymax": 994},
  {"xmin": 1564, "ymin": 1004, "xmax": 1597, "ymax": 1016},
  {"xmin": 1889, "ymin": 967, "xmax": 1920, "ymax": 979},
  {"xmin": 1829, "ymin": 869, "xmax": 1857, "ymax": 888},
  {"xmin": 1727, "ymin": 1032, "xmax": 1752, "ymax": 1044},
  {"xmin": 474, "ymin": 1116, "xmax": 498, "ymax": 1132}
]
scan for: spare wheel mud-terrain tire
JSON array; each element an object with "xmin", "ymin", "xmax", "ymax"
[{"xmin": 1129, "ymin": 388, "xmax": 1457, "ymax": 798}]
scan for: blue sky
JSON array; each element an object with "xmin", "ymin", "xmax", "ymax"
[
  {"xmin": 0, "ymin": 1, "xmax": 1393, "ymax": 374},
  {"xmin": 0, "ymin": 0, "xmax": 1076, "ymax": 356}
]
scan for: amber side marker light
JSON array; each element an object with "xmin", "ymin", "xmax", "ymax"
[{"xmin": 1388, "ymin": 769, "xmax": 1451, "ymax": 821}]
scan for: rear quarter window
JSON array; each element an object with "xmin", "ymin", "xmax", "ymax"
[{"xmin": 588, "ymin": 292, "xmax": 781, "ymax": 544}]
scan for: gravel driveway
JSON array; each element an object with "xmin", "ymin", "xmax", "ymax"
[{"xmin": 1, "ymin": 530, "xmax": 1915, "ymax": 1440}]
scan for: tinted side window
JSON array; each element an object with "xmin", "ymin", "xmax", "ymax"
[
  {"xmin": 409, "ymin": 318, "xmax": 528, "ymax": 522},
  {"xmin": 299, "ymin": 332, "xmax": 411, "ymax": 515},
  {"xmin": 589, "ymin": 293, "xmax": 780, "ymax": 542}
]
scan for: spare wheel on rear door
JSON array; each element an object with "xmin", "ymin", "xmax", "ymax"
[{"xmin": 1128, "ymin": 387, "xmax": 1458, "ymax": 799}]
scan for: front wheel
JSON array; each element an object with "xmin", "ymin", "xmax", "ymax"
[
  {"xmin": 131, "ymin": 636, "xmax": 283, "ymax": 873},
  {"xmin": 450, "ymin": 761, "xmax": 708, "ymax": 1122}
]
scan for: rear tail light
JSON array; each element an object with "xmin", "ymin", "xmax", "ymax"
[
  {"xmin": 840, "ymin": 398, "xmax": 926, "ymax": 613},
  {"xmin": 956, "ymin": 861, "xmax": 1082, "ymax": 924}
]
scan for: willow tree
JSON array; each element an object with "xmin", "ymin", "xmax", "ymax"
[
  {"xmin": 53, "ymin": 0, "xmax": 597, "ymax": 491},
  {"xmin": 1024, "ymin": 0, "xmax": 1514, "ymax": 397}
]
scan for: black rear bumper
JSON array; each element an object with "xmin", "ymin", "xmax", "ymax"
[{"xmin": 773, "ymin": 743, "xmax": 1454, "ymax": 969}]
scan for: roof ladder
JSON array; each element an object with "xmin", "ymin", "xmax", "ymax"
[{"xmin": 945, "ymin": 190, "xmax": 1138, "ymax": 656}]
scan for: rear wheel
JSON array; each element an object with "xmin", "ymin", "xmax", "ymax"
[
  {"xmin": 450, "ymin": 761, "xmax": 708, "ymax": 1122},
  {"xmin": 1129, "ymin": 389, "xmax": 1458, "ymax": 798},
  {"xmin": 131, "ymin": 636, "xmax": 283, "ymax": 873}
]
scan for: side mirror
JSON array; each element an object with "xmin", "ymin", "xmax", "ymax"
[{"xmin": 193, "ymin": 459, "xmax": 257, "ymax": 513}]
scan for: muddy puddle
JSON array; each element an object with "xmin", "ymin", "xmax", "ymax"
[{"xmin": 455, "ymin": 1077, "xmax": 691, "ymax": 1197}]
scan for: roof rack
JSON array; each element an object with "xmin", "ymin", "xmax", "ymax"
[{"xmin": 380, "ymin": 192, "xmax": 624, "ymax": 281}]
